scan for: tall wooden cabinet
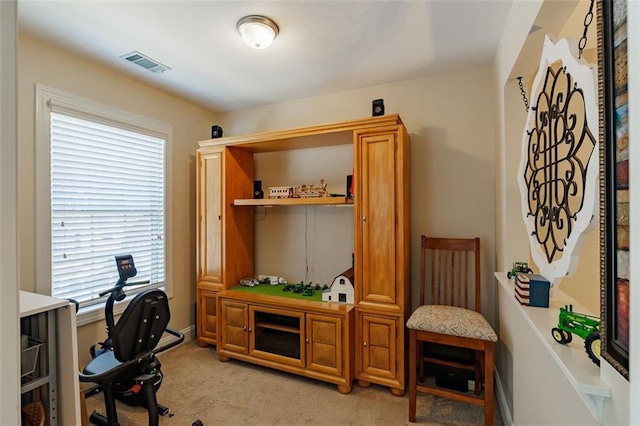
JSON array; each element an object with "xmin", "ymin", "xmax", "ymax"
[
  {"xmin": 354, "ymin": 125, "xmax": 410, "ymax": 395},
  {"xmin": 196, "ymin": 148, "xmax": 254, "ymax": 346},
  {"xmin": 195, "ymin": 115, "xmax": 410, "ymax": 394}
]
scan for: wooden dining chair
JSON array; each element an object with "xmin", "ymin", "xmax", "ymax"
[{"xmin": 406, "ymin": 236, "xmax": 497, "ymax": 425}]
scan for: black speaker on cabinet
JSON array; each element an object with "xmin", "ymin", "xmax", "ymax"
[
  {"xmin": 254, "ymin": 180, "xmax": 264, "ymax": 199},
  {"xmin": 211, "ymin": 125, "xmax": 223, "ymax": 138},
  {"xmin": 372, "ymin": 99, "xmax": 385, "ymax": 116}
]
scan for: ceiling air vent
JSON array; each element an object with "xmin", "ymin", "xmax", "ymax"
[{"xmin": 120, "ymin": 51, "xmax": 171, "ymax": 74}]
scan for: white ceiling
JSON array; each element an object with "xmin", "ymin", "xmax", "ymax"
[{"xmin": 18, "ymin": 0, "xmax": 515, "ymax": 113}]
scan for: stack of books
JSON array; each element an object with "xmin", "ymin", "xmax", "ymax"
[{"xmin": 515, "ymin": 273, "xmax": 550, "ymax": 308}]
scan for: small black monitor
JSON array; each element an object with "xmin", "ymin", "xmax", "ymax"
[{"xmin": 115, "ymin": 255, "xmax": 137, "ymax": 280}]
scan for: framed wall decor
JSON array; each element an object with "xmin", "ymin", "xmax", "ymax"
[{"xmin": 599, "ymin": 0, "xmax": 630, "ymax": 379}]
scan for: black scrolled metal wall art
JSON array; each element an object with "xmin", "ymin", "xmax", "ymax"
[
  {"xmin": 523, "ymin": 65, "xmax": 597, "ymax": 264},
  {"xmin": 517, "ymin": 34, "xmax": 600, "ymax": 286}
]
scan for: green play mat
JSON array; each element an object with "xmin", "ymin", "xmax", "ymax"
[{"xmin": 230, "ymin": 283, "xmax": 324, "ymax": 302}]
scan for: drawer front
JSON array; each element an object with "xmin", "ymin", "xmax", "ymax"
[{"xmin": 306, "ymin": 313, "xmax": 342, "ymax": 376}]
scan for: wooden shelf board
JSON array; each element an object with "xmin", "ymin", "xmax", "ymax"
[
  {"xmin": 234, "ymin": 198, "xmax": 353, "ymax": 206},
  {"xmin": 255, "ymin": 322, "xmax": 301, "ymax": 334}
]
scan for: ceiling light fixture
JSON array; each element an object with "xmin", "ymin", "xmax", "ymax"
[{"xmin": 237, "ymin": 15, "xmax": 279, "ymax": 49}]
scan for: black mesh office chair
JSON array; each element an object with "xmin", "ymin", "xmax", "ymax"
[{"xmin": 79, "ymin": 289, "xmax": 184, "ymax": 426}]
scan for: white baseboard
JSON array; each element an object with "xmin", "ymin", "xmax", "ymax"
[{"xmin": 494, "ymin": 366, "xmax": 513, "ymax": 426}]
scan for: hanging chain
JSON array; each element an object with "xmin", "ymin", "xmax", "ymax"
[
  {"xmin": 578, "ymin": 0, "xmax": 595, "ymax": 59},
  {"xmin": 517, "ymin": 77, "xmax": 529, "ymax": 112}
]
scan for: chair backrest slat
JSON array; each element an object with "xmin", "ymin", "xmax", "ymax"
[
  {"xmin": 431, "ymin": 249, "xmax": 436, "ymax": 304},
  {"xmin": 462, "ymin": 251, "xmax": 468, "ymax": 308},
  {"xmin": 420, "ymin": 238, "xmax": 426, "ymax": 306},
  {"xmin": 419, "ymin": 236, "xmax": 481, "ymax": 312}
]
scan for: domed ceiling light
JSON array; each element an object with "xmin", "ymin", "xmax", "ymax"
[{"xmin": 237, "ymin": 15, "xmax": 279, "ymax": 49}]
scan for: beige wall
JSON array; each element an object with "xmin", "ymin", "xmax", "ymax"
[
  {"xmin": 17, "ymin": 33, "xmax": 217, "ymax": 365},
  {"xmin": 218, "ymin": 67, "xmax": 498, "ymax": 325}
]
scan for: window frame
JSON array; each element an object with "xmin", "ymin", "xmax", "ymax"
[{"xmin": 35, "ymin": 84, "xmax": 173, "ymax": 326}]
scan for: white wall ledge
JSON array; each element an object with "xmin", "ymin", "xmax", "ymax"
[{"xmin": 495, "ymin": 272, "xmax": 610, "ymax": 423}]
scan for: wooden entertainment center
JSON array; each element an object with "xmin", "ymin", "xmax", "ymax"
[{"xmin": 195, "ymin": 114, "xmax": 410, "ymax": 395}]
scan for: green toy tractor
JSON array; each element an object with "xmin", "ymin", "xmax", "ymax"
[
  {"xmin": 507, "ymin": 261, "xmax": 533, "ymax": 279},
  {"xmin": 551, "ymin": 305, "xmax": 601, "ymax": 366}
]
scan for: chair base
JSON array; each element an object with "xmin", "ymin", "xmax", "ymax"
[
  {"xmin": 89, "ymin": 411, "xmax": 110, "ymax": 426},
  {"xmin": 89, "ymin": 403, "xmax": 171, "ymax": 426},
  {"xmin": 408, "ymin": 329, "xmax": 495, "ymax": 426},
  {"xmin": 89, "ymin": 372, "xmax": 164, "ymax": 426},
  {"xmin": 434, "ymin": 374, "xmax": 469, "ymax": 393}
]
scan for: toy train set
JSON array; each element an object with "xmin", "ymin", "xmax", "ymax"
[{"xmin": 268, "ymin": 179, "xmax": 330, "ymax": 199}]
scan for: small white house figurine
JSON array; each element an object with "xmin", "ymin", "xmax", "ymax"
[{"xmin": 322, "ymin": 267, "xmax": 354, "ymax": 304}]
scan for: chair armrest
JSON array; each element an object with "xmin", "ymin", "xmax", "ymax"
[{"xmin": 155, "ymin": 327, "xmax": 184, "ymax": 354}]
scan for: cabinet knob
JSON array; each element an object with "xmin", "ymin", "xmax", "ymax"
[
  {"xmin": 217, "ymin": 215, "xmax": 221, "ymax": 220},
  {"xmin": 364, "ymin": 342, "xmax": 367, "ymax": 347},
  {"xmin": 306, "ymin": 338, "xmax": 309, "ymax": 344},
  {"xmin": 243, "ymin": 326, "xmax": 247, "ymax": 331},
  {"xmin": 248, "ymin": 327, "xmax": 252, "ymax": 332},
  {"xmin": 362, "ymin": 216, "xmax": 366, "ymax": 222}
]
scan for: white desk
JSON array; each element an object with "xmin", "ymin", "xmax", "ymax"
[{"xmin": 20, "ymin": 291, "xmax": 80, "ymax": 425}]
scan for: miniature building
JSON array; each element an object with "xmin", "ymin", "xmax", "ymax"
[{"xmin": 322, "ymin": 267, "xmax": 354, "ymax": 304}]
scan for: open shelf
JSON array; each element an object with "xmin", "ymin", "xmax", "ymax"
[
  {"xmin": 255, "ymin": 322, "xmax": 301, "ymax": 334},
  {"xmin": 234, "ymin": 197, "xmax": 353, "ymax": 206},
  {"xmin": 495, "ymin": 272, "xmax": 610, "ymax": 423}
]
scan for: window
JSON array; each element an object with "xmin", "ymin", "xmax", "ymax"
[{"xmin": 36, "ymin": 85, "xmax": 173, "ymax": 324}]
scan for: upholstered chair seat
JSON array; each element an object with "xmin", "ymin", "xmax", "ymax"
[{"xmin": 406, "ymin": 305, "xmax": 498, "ymax": 342}]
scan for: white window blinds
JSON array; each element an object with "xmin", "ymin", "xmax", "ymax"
[{"xmin": 50, "ymin": 112, "xmax": 166, "ymax": 307}]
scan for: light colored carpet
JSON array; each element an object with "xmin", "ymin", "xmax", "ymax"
[{"xmin": 85, "ymin": 340, "xmax": 504, "ymax": 425}]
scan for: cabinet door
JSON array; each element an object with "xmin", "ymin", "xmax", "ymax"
[
  {"xmin": 306, "ymin": 313, "xmax": 342, "ymax": 377},
  {"xmin": 250, "ymin": 306, "xmax": 305, "ymax": 367},
  {"xmin": 357, "ymin": 312, "xmax": 399, "ymax": 384},
  {"xmin": 219, "ymin": 299, "xmax": 248, "ymax": 354},
  {"xmin": 355, "ymin": 129, "xmax": 398, "ymax": 306},
  {"xmin": 197, "ymin": 289, "xmax": 218, "ymax": 345},
  {"xmin": 197, "ymin": 150, "xmax": 222, "ymax": 285}
]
